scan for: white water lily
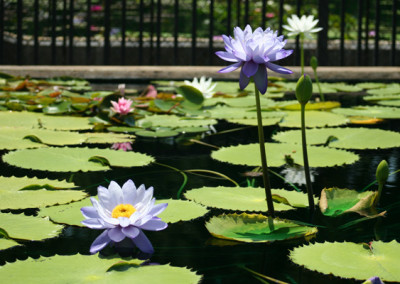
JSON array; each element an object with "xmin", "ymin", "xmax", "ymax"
[
  {"xmin": 283, "ymin": 15, "xmax": 322, "ymax": 39},
  {"xmin": 184, "ymin": 76, "xmax": 217, "ymax": 98}
]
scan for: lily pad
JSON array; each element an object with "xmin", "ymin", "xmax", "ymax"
[
  {"xmin": 0, "ymin": 239, "xmax": 21, "ymax": 251},
  {"xmin": 226, "ymin": 117, "xmax": 283, "ymax": 126},
  {"xmin": 184, "ymin": 186, "xmax": 317, "ymax": 212},
  {"xmin": 332, "ymin": 106, "xmax": 400, "ymax": 119},
  {"xmin": 378, "ymin": 100, "xmax": 400, "ymax": 107},
  {"xmin": 355, "ymin": 82, "xmax": 387, "ymax": 90},
  {"xmin": 38, "ymin": 198, "xmax": 208, "ymax": 226},
  {"xmin": 0, "ymin": 213, "xmax": 63, "ymax": 241},
  {"xmin": 0, "ymin": 176, "xmax": 85, "ymax": 210},
  {"xmin": 211, "ymin": 143, "xmax": 359, "ymax": 167},
  {"xmin": 279, "ymin": 111, "xmax": 348, "ymax": 128},
  {"xmin": 273, "ymin": 128, "xmax": 400, "ymax": 149},
  {"xmin": 137, "ymin": 114, "xmax": 217, "ymax": 128},
  {"xmin": 135, "ymin": 130, "xmax": 180, "ymax": 138},
  {"xmin": 0, "ymin": 111, "xmax": 93, "ymax": 130},
  {"xmin": 319, "ymin": 188, "xmax": 378, "ymax": 217},
  {"xmin": 0, "ymin": 254, "xmax": 202, "ymax": 284},
  {"xmin": 207, "ymin": 105, "xmax": 285, "ymax": 120},
  {"xmin": 290, "ymin": 240, "xmax": 400, "ymax": 282},
  {"xmin": 366, "ymin": 86, "xmax": 400, "ymax": 96},
  {"xmin": 3, "ymin": 147, "xmax": 154, "ymax": 172},
  {"xmin": 281, "ymin": 101, "xmax": 341, "ymax": 111},
  {"xmin": 0, "ymin": 127, "xmax": 133, "ymax": 148},
  {"xmin": 206, "ymin": 213, "xmax": 317, "ymax": 243}
]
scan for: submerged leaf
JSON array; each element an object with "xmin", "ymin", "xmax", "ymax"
[
  {"xmin": 206, "ymin": 213, "xmax": 317, "ymax": 243},
  {"xmin": 290, "ymin": 240, "xmax": 400, "ymax": 282}
]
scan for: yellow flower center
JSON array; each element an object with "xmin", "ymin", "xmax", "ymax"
[{"xmin": 111, "ymin": 204, "xmax": 136, "ymax": 218}]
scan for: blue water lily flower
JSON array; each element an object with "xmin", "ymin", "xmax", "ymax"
[
  {"xmin": 216, "ymin": 25, "xmax": 293, "ymax": 94},
  {"xmin": 81, "ymin": 180, "xmax": 168, "ymax": 254}
]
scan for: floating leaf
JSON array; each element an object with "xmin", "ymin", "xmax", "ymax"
[
  {"xmin": 0, "ymin": 213, "xmax": 63, "ymax": 241},
  {"xmin": 206, "ymin": 213, "xmax": 317, "ymax": 243},
  {"xmin": 378, "ymin": 100, "xmax": 400, "ymax": 107},
  {"xmin": 281, "ymin": 101, "xmax": 341, "ymax": 111},
  {"xmin": 0, "ymin": 239, "xmax": 21, "ymax": 251},
  {"xmin": 332, "ymin": 106, "xmax": 400, "ymax": 119},
  {"xmin": 212, "ymin": 143, "xmax": 359, "ymax": 167},
  {"xmin": 39, "ymin": 198, "xmax": 208, "ymax": 226},
  {"xmin": 290, "ymin": 240, "xmax": 400, "ymax": 282},
  {"xmin": 3, "ymin": 147, "xmax": 154, "ymax": 172},
  {"xmin": 0, "ymin": 111, "xmax": 92, "ymax": 130},
  {"xmin": 366, "ymin": 86, "xmax": 400, "ymax": 96},
  {"xmin": 319, "ymin": 188, "xmax": 378, "ymax": 217},
  {"xmin": 223, "ymin": 96, "xmax": 275, "ymax": 108},
  {"xmin": 279, "ymin": 111, "xmax": 348, "ymax": 128},
  {"xmin": 108, "ymin": 126, "xmax": 141, "ymax": 133},
  {"xmin": 137, "ymin": 114, "xmax": 217, "ymax": 128},
  {"xmin": 226, "ymin": 117, "xmax": 283, "ymax": 126},
  {"xmin": 0, "ymin": 254, "xmax": 202, "ymax": 284},
  {"xmin": 355, "ymin": 82, "xmax": 387, "ymax": 90},
  {"xmin": 184, "ymin": 187, "xmax": 317, "ymax": 212},
  {"xmin": 273, "ymin": 128, "xmax": 400, "ymax": 150},
  {"xmin": 207, "ymin": 105, "xmax": 285, "ymax": 120},
  {"xmin": 135, "ymin": 130, "xmax": 180, "ymax": 138},
  {"xmin": 0, "ymin": 176, "xmax": 85, "ymax": 210}
]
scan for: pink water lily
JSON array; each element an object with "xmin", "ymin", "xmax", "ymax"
[
  {"xmin": 216, "ymin": 25, "xmax": 293, "ymax": 94},
  {"xmin": 81, "ymin": 180, "xmax": 168, "ymax": 254},
  {"xmin": 110, "ymin": 97, "xmax": 133, "ymax": 115}
]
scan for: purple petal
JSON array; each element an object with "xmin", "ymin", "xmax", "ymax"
[
  {"xmin": 215, "ymin": 51, "xmax": 238, "ymax": 62},
  {"xmin": 118, "ymin": 217, "xmax": 131, "ymax": 228},
  {"xmin": 122, "ymin": 179, "xmax": 136, "ymax": 204},
  {"xmin": 266, "ymin": 62, "xmax": 293, "ymax": 74},
  {"xmin": 254, "ymin": 66, "xmax": 268, "ymax": 94},
  {"xmin": 108, "ymin": 181, "xmax": 124, "ymax": 205},
  {"xmin": 239, "ymin": 69, "xmax": 251, "ymax": 90},
  {"xmin": 108, "ymin": 227, "xmax": 126, "ymax": 242},
  {"xmin": 81, "ymin": 218, "xmax": 106, "ymax": 229},
  {"xmin": 122, "ymin": 226, "xmax": 140, "ymax": 239},
  {"xmin": 268, "ymin": 49, "xmax": 293, "ymax": 61},
  {"xmin": 90, "ymin": 230, "xmax": 111, "ymax": 254},
  {"xmin": 148, "ymin": 203, "xmax": 168, "ymax": 217},
  {"xmin": 138, "ymin": 219, "xmax": 168, "ymax": 231},
  {"xmin": 218, "ymin": 62, "xmax": 242, "ymax": 73},
  {"xmin": 242, "ymin": 61, "xmax": 259, "ymax": 77},
  {"xmin": 132, "ymin": 230, "xmax": 154, "ymax": 254},
  {"xmin": 81, "ymin": 206, "xmax": 99, "ymax": 219}
]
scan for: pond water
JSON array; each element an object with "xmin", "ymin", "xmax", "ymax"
[{"xmin": 0, "ymin": 82, "xmax": 399, "ymax": 284}]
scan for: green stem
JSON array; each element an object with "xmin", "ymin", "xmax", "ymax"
[
  {"xmin": 267, "ymin": 169, "xmax": 301, "ymax": 192},
  {"xmin": 313, "ymin": 69, "xmax": 325, "ymax": 102},
  {"xmin": 155, "ymin": 162, "xmax": 188, "ymax": 199},
  {"xmin": 374, "ymin": 182, "xmax": 384, "ymax": 206},
  {"xmin": 254, "ymin": 85, "xmax": 275, "ymax": 217},
  {"xmin": 300, "ymin": 103, "xmax": 314, "ymax": 214},
  {"xmin": 300, "ymin": 34, "xmax": 304, "ymax": 75},
  {"xmin": 184, "ymin": 169, "xmax": 239, "ymax": 186}
]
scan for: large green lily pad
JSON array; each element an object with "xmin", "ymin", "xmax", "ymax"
[
  {"xmin": 211, "ymin": 143, "xmax": 359, "ymax": 167},
  {"xmin": 273, "ymin": 128, "xmax": 400, "ymax": 149},
  {"xmin": 0, "ymin": 239, "xmax": 21, "ymax": 251},
  {"xmin": 332, "ymin": 106, "xmax": 400, "ymax": 119},
  {"xmin": 0, "ymin": 176, "xmax": 85, "ymax": 210},
  {"xmin": 0, "ymin": 127, "xmax": 133, "ymax": 149},
  {"xmin": 207, "ymin": 105, "xmax": 285, "ymax": 120},
  {"xmin": 38, "ymin": 198, "xmax": 208, "ymax": 226},
  {"xmin": 226, "ymin": 117, "xmax": 283, "ymax": 126},
  {"xmin": 319, "ymin": 188, "xmax": 378, "ymax": 217},
  {"xmin": 137, "ymin": 114, "xmax": 217, "ymax": 128},
  {"xmin": 206, "ymin": 213, "xmax": 317, "ymax": 243},
  {"xmin": 0, "ymin": 213, "xmax": 63, "ymax": 241},
  {"xmin": 0, "ymin": 111, "xmax": 93, "ymax": 130},
  {"xmin": 279, "ymin": 111, "xmax": 348, "ymax": 128},
  {"xmin": 378, "ymin": 100, "xmax": 400, "ymax": 107},
  {"xmin": 290, "ymin": 240, "xmax": 400, "ymax": 282},
  {"xmin": 3, "ymin": 147, "xmax": 154, "ymax": 172},
  {"xmin": 184, "ymin": 186, "xmax": 317, "ymax": 212},
  {"xmin": 0, "ymin": 254, "xmax": 202, "ymax": 284}
]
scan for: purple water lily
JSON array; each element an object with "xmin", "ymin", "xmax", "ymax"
[
  {"xmin": 216, "ymin": 25, "xmax": 293, "ymax": 94},
  {"xmin": 81, "ymin": 180, "xmax": 168, "ymax": 254}
]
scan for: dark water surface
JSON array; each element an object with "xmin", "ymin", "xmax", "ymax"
[{"xmin": 0, "ymin": 92, "xmax": 399, "ymax": 284}]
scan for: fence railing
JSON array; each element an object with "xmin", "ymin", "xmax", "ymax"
[{"xmin": 0, "ymin": 0, "xmax": 398, "ymax": 66}]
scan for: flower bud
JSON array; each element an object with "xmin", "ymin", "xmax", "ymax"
[
  {"xmin": 376, "ymin": 160, "xmax": 389, "ymax": 184},
  {"xmin": 310, "ymin": 56, "xmax": 318, "ymax": 71},
  {"xmin": 295, "ymin": 74, "xmax": 313, "ymax": 104}
]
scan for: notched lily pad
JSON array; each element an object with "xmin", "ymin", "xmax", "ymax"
[
  {"xmin": 279, "ymin": 111, "xmax": 348, "ymax": 128},
  {"xmin": 0, "ymin": 254, "xmax": 202, "ymax": 284},
  {"xmin": 3, "ymin": 147, "xmax": 154, "ymax": 172},
  {"xmin": 319, "ymin": 188, "xmax": 378, "ymax": 217},
  {"xmin": 206, "ymin": 213, "xmax": 317, "ymax": 243},
  {"xmin": 290, "ymin": 240, "xmax": 400, "ymax": 282},
  {"xmin": 332, "ymin": 106, "xmax": 400, "ymax": 119},
  {"xmin": 137, "ymin": 114, "xmax": 217, "ymax": 128}
]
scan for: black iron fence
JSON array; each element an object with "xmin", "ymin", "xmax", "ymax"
[{"xmin": 0, "ymin": 0, "xmax": 398, "ymax": 66}]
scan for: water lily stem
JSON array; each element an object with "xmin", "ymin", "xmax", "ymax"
[
  {"xmin": 300, "ymin": 34, "xmax": 304, "ymax": 75},
  {"xmin": 313, "ymin": 69, "xmax": 325, "ymax": 101},
  {"xmin": 300, "ymin": 103, "xmax": 315, "ymax": 214},
  {"xmin": 374, "ymin": 182, "xmax": 384, "ymax": 206},
  {"xmin": 254, "ymin": 85, "xmax": 275, "ymax": 217}
]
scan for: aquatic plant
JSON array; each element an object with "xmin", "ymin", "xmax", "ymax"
[
  {"xmin": 110, "ymin": 97, "xmax": 133, "ymax": 115},
  {"xmin": 310, "ymin": 56, "xmax": 325, "ymax": 101},
  {"xmin": 81, "ymin": 180, "xmax": 168, "ymax": 254}
]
